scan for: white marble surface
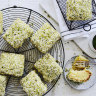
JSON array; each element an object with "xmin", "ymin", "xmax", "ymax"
[{"xmin": 1, "ymin": 0, "xmax": 96, "ymax": 96}]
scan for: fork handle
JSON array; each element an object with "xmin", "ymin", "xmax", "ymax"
[{"xmin": 90, "ymin": 63, "xmax": 96, "ymax": 65}]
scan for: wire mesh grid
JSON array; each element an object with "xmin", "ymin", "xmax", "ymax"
[
  {"xmin": 56, "ymin": 0, "xmax": 96, "ymax": 30},
  {"xmin": 0, "ymin": 6, "xmax": 65, "ymax": 96}
]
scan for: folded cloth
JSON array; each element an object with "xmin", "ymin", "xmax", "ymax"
[{"xmin": 53, "ymin": 0, "xmax": 90, "ymax": 41}]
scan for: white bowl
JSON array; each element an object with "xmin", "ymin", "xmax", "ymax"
[{"xmin": 89, "ymin": 34, "xmax": 96, "ymax": 53}]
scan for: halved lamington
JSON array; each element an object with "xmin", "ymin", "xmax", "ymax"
[
  {"xmin": 67, "ymin": 0, "xmax": 92, "ymax": 20},
  {"xmin": 34, "ymin": 53, "xmax": 63, "ymax": 82},
  {"xmin": 0, "ymin": 52, "xmax": 24, "ymax": 77},
  {"xmin": 0, "ymin": 75, "xmax": 8, "ymax": 96},
  {"xmin": 67, "ymin": 69, "xmax": 92, "ymax": 83},
  {"xmin": 3, "ymin": 18, "xmax": 33, "ymax": 48},
  {"xmin": 31, "ymin": 23, "xmax": 60, "ymax": 53},
  {"xmin": 72, "ymin": 55, "xmax": 89, "ymax": 70},
  {"xmin": 0, "ymin": 11, "xmax": 3, "ymax": 34},
  {"xmin": 21, "ymin": 71, "xmax": 47, "ymax": 96}
]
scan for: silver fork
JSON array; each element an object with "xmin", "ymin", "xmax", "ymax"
[{"xmin": 75, "ymin": 61, "xmax": 96, "ymax": 68}]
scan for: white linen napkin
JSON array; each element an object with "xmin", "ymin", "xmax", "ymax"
[{"xmin": 52, "ymin": 0, "xmax": 91, "ymax": 41}]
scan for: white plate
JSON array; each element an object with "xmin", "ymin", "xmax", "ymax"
[{"xmin": 64, "ymin": 55, "xmax": 96, "ymax": 90}]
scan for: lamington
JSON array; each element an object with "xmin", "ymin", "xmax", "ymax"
[
  {"xmin": 67, "ymin": 68, "xmax": 92, "ymax": 83},
  {"xmin": 3, "ymin": 18, "xmax": 33, "ymax": 48},
  {"xmin": 0, "ymin": 11, "xmax": 3, "ymax": 34},
  {"xmin": 72, "ymin": 55, "xmax": 89, "ymax": 70},
  {"xmin": 34, "ymin": 53, "xmax": 63, "ymax": 82},
  {"xmin": 0, "ymin": 52, "xmax": 24, "ymax": 77},
  {"xmin": 21, "ymin": 71, "xmax": 47, "ymax": 96},
  {"xmin": 31, "ymin": 23, "xmax": 60, "ymax": 53},
  {"xmin": 67, "ymin": 0, "xmax": 92, "ymax": 20},
  {"xmin": 0, "ymin": 75, "xmax": 8, "ymax": 96}
]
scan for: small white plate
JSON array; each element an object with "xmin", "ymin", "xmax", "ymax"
[{"xmin": 63, "ymin": 55, "xmax": 96, "ymax": 90}]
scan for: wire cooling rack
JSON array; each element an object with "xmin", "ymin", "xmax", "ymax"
[
  {"xmin": 56, "ymin": 0, "xmax": 96, "ymax": 30},
  {"xmin": 0, "ymin": 6, "xmax": 65, "ymax": 96}
]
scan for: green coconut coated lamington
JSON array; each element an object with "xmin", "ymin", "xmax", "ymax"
[
  {"xmin": 67, "ymin": 0, "xmax": 92, "ymax": 20},
  {"xmin": 31, "ymin": 23, "xmax": 60, "ymax": 53},
  {"xmin": 34, "ymin": 53, "xmax": 63, "ymax": 82},
  {"xmin": 21, "ymin": 71, "xmax": 47, "ymax": 96},
  {"xmin": 0, "ymin": 11, "xmax": 3, "ymax": 34},
  {"xmin": 0, "ymin": 75, "xmax": 8, "ymax": 96},
  {"xmin": 3, "ymin": 18, "xmax": 33, "ymax": 48},
  {"xmin": 0, "ymin": 53, "xmax": 24, "ymax": 77}
]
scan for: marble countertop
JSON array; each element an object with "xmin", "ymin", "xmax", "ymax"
[{"xmin": 1, "ymin": 0, "xmax": 96, "ymax": 96}]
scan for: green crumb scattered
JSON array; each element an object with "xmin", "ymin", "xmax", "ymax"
[
  {"xmin": 44, "ymin": 11, "xmax": 47, "ymax": 13},
  {"xmin": 65, "ymin": 68, "xmax": 69, "ymax": 72},
  {"xmin": 47, "ymin": 15, "xmax": 50, "ymax": 18},
  {"xmin": 56, "ymin": 60, "xmax": 60, "ymax": 63},
  {"xmin": 86, "ymin": 66, "xmax": 90, "ymax": 69},
  {"xmin": 29, "ymin": 23, "xmax": 34, "ymax": 26},
  {"xmin": 59, "ymin": 55, "xmax": 61, "ymax": 57},
  {"xmin": 40, "ymin": 16, "xmax": 43, "ymax": 18}
]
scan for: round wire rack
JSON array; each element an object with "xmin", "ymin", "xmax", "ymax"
[{"xmin": 0, "ymin": 6, "xmax": 65, "ymax": 95}]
